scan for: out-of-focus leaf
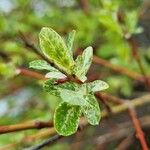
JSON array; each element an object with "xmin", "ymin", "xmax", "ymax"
[{"xmin": 54, "ymin": 102, "xmax": 81, "ymax": 136}]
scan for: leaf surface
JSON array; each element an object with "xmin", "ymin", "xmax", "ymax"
[
  {"xmin": 39, "ymin": 27, "xmax": 74, "ymax": 74},
  {"xmin": 82, "ymin": 94, "xmax": 100, "ymax": 125},
  {"xmin": 54, "ymin": 102, "xmax": 81, "ymax": 136},
  {"xmin": 73, "ymin": 46, "xmax": 93, "ymax": 82}
]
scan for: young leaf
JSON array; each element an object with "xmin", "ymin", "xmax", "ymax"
[
  {"xmin": 82, "ymin": 94, "xmax": 100, "ymax": 125},
  {"xmin": 39, "ymin": 27, "xmax": 74, "ymax": 74},
  {"xmin": 45, "ymin": 71, "xmax": 66, "ymax": 79},
  {"xmin": 85, "ymin": 80, "xmax": 109, "ymax": 93},
  {"xmin": 43, "ymin": 81, "xmax": 79, "ymax": 97},
  {"xmin": 43, "ymin": 79, "xmax": 59, "ymax": 96},
  {"xmin": 54, "ymin": 102, "xmax": 81, "ymax": 136},
  {"xmin": 29, "ymin": 60, "xmax": 57, "ymax": 71},
  {"xmin": 66, "ymin": 30, "xmax": 76, "ymax": 53},
  {"xmin": 73, "ymin": 46, "xmax": 93, "ymax": 82},
  {"xmin": 59, "ymin": 89, "xmax": 86, "ymax": 106}
]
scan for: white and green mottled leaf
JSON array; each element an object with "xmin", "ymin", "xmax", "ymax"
[
  {"xmin": 54, "ymin": 102, "xmax": 81, "ymax": 136},
  {"xmin": 45, "ymin": 71, "xmax": 66, "ymax": 79},
  {"xmin": 43, "ymin": 81, "xmax": 79, "ymax": 97},
  {"xmin": 39, "ymin": 27, "xmax": 74, "ymax": 74},
  {"xmin": 43, "ymin": 79, "xmax": 59, "ymax": 96},
  {"xmin": 82, "ymin": 94, "xmax": 101, "ymax": 125},
  {"xmin": 73, "ymin": 46, "xmax": 93, "ymax": 82},
  {"xmin": 29, "ymin": 59, "xmax": 57, "ymax": 71},
  {"xmin": 59, "ymin": 89, "xmax": 86, "ymax": 106},
  {"xmin": 85, "ymin": 80, "xmax": 109, "ymax": 93},
  {"xmin": 66, "ymin": 30, "xmax": 76, "ymax": 53}
]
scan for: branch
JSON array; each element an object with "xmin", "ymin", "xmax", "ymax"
[
  {"xmin": 1, "ymin": 95, "xmax": 150, "ymax": 134},
  {"xmin": 28, "ymin": 135, "xmax": 62, "ymax": 150},
  {"xmin": 93, "ymin": 55, "xmax": 148, "ymax": 83},
  {"xmin": 17, "ymin": 68, "xmax": 68, "ymax": 84},
  {"xmin": 17, "ymin": 68, "xmax": 46, "ymax": 80},
  {"xmin": 1, "ymin": 94, "xmax": 150, "ymax": 149},
  {"xmin": 0, "ymin": 121, "xmax": 53, "ymax": 134},
  {"xmin": 77, "ymin": 0, "xmax": 89, "ymax": 14},
  {"xmin": 97, "ymin": 93, "xmax": 149, "ymax": 150},
  {"xmin": 128, "ymin": 106, "xmax": 149, "ymax": 150},
  {"xmin": 127, "ymin": 36, "xmax": 150, "ymax": 90}
]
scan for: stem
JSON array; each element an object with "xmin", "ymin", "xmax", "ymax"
[
  {"xmin": 17, "ymin": 68, "xmax": 68, "ymax": 83},
  {"xmin": 128, "ymin": 106, "xmax": 149, "ymax": 150},
  {"xmin": 98, "ymin": 93, "xmax": 149, "ymax": 150},
  {"xmin": 0, "ymin": 121, "xmax": 53, "ymax": 134},
  {"xmin": 1, "ymin": 94, "xmax": 150, "ymax": 149},
  {"xmin": 127, "ymin": 36, "xmax": 150, "ymax": 90},
  {"xmin": 17, "ymin": 68, "xmax": 46, "ymax": 80},
  {"xmin": 29, "ymin": 135, "xmax": 62, "ymax": 150},
  {"xmin": 93, "ymin": 55, "xmax": 147, "ymax": 83}
]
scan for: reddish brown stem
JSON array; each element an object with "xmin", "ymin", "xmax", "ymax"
[
  {"xmin": 17, "ymin": 68, "xmax": 68, "ymax": 84},
  {"xmin": 97, "ymin": 92, "xmax": 149, "ymax": 150},
  {"xmin": 127, "ymin": 37, "xmax": 150, "ymax": 90},
  {"xmin": 93, "ymin": 55, "xmax": 146, "ymax": 83},
  {"xmin": 17, "ymin": 68, "xmax": 46, "ymax": 80},
  {"xmin": 128, "ymin": 106, "xmax": 149, "ymax": 150},
  {"xmin": 0, "ymin": 121, "xmax": 53, "ymax": 134},
  {"xmin": 77, "ymin": 0, "xmax": 89, "ymax": 14}
]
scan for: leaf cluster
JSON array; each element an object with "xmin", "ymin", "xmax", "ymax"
[{"xmin": 30, "ymin": 27, "xmax": 109, "ymax": 136}]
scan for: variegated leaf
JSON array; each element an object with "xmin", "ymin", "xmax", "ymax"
[
  {"xmin": 54, "ymin": 102, "xmax": 81, "ymax": 136},
  {"xmin": 45, "ymin": 71, "xmax": 66, "ymax": 79},
  {"xmin": 66, "ymin": 30, "xmax": 76, "ymax": 53},
  {"xmin": 82, "ymin": 94, "xmax": 100, "ymax": 125},
  {"xmin": 29, "ymin": 59, "xmax": 57, "ymax": 71},
  {"xmin": 59, "ymin": 89, "xmax": 86, "ymax": 106},
  {"xmin": 73, "ymin": 46, "xmax": 93, "ymax": 82},
  {"xmin": 39, "ymin": 27, "xmax": 74, "ymax": 74},
  {"xmin": 85, "ymin": 80, "xmax": 109, "ymax": 93}
]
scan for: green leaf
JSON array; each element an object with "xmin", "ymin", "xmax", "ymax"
[
  {"xmin": 66, "ymin": 30, "xmax": 76, "ymax": 53},
  {"xmin": 43, "ymin": 79, "xmax": 59, "ymax": 96},
  {"xmin": 85, "ymin": 80, "xmax": 109, "ymax": 92},
  {"xmin": 44, "ymin": 80, "xmax": 86, "ymax": 105},
  {"xmin": 29, "ymin": 60, "xmax": 57, "ymax": 71},
  {"xmin": 43, "ymin": 81, "xmax": 79, "ymax": 97},
  {"xmin": 73, "ymin": 46, "xmax": 93, "ymax": 82},
  {"xmin": 54, "ymin": 102, "xmax": 81, "ymax": 136},
  {"xmin": 45, "ymin": 71, "xmax": 66, "ymax": 79},
  {"xmin": 82, "ymin": 94, "xmax": 100, "ymax": 125},
  {"xmin": 39, "ymin": 27, "xmax": 74, "ymax": 74},
  {"xmin": 59, "ymin": 89, "xmax": 86, "ymax": 106}
]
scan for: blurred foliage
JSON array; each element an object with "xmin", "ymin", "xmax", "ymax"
[{"xmin": 0, "ymin": 0, "xmax": 149, "ymax": 149}]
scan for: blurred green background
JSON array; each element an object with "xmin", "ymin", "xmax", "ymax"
[{"xmin": 0, "ymin": 0, "xmax": 150, "ymax": 149}]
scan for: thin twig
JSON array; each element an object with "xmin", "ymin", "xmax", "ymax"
[
  {"xmin": 0, "ymin": 121, "xmax": 53, "ymax": 134},
  {"xmin": 17, "ymin": 67, "xmax": 68, "ymax": 84},
  {"xmin": 1, "ymin": 94, "xmax": 150, "ymax": 135},
  {"xmin": 98, "ymin": 93, "xmax": 149, "ymax": 150},
  {"xmin": 26, "ymin": 135, "xmax": 62, "ymax": 150},
  {"xmin": 93, "ymin": 55, "xmax": 147, "ymax": 83},
  {"xmin": 127, "ymin": 36, "xmax": 150, "ymax": 90},
  {"xmin": 17, "ymin": 68, "xmax": 47, "ymax": 80},
  {"xmin": 127, "ymin": 105, "xmax": 149, "ymax": 150}
]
